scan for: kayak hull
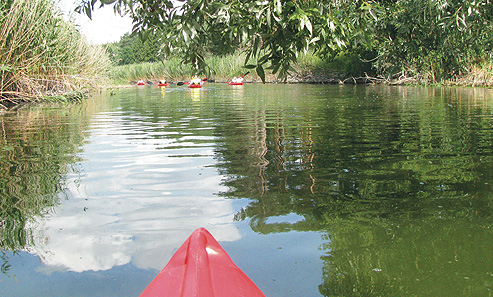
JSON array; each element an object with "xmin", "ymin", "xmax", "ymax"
[
  {"xmin": 158, "ymin": 83, "xmax": 169, "ymax": 87},
  {"xmin": 188, "ymin": 84, "xmax": 202, "ymax": 88},
  {"xmin": 228, "ymin": 82, "xmax": 243, "ymax": 85},
  {"xmin": 140, "ymin": 228, "xmax": 265, "ymax": 297}
]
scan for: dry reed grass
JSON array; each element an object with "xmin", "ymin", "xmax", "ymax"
[{"xmin": 0, "ymin": 0, "xmax": 110, "ymax": 108}]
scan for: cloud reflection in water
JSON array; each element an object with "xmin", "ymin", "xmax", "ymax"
[{"xmin": 28, "ymin": 112, "xmax": 241, "ymax": 273}]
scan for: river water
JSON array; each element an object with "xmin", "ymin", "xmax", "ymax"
[{"xmin": 0, "ymin": 84, "xmax": 491, "ymax": 296}]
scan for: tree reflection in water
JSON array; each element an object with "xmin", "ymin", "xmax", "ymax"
[
  {"xmin": 0, "ymin": 106, "xmax": 87, "ymax": 270},
  {"xmin": 0, "ymin": 86, "xmax": 491, "ymax": 296},
  {"xmin": 216, "ymin": 86, "xmax": 492, "ymax": 296}
]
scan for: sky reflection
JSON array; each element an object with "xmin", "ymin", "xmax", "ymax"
[{"xmin": 27, "ymin": 112, "xmax": 240, "ymax": 273}]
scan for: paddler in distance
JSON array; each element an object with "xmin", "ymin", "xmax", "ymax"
[
  {"xmin": 231, "ymin": 76, "xmax": 244, "ymax": 83},
  {"xmin": 190, "ymin": 76, "xmax": 202, "ymax": 86}
]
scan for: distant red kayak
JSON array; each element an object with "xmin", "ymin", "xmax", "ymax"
[
  {"xmin": 140, "ymin": 228, "xmax": 265, "ymax": 297},
  {"xmin": 188, "ymin": 83, "xmax": 202, "ymax": 88},
  {"xmin": 158, "ymin": 83, "xmax": 170, "ymax": 87},
  {"xmin": 228, "ymin": 82, "xmax": 243, "ymax": 85}
]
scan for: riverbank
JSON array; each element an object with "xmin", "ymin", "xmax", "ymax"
[
  {"xmin": 107, "ymin": 67, "xmax": 493, "ymax": 87},
  {"xmin": 0, "ymin": 0, "xmax": 110, "ymax": 110},
  {"xmin": 280, "ymin": 63, "xmax": 493, "ymax": 87},
  {"xmin": 107, "ymin": 52, "xmax": 493, "ymax": 87}
]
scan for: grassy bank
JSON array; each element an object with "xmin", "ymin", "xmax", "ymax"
[
  {"xmin": 0, "ymin": 0, "xmax": 110, "ymax": 109},
  {"xmin": 109, "ymin": 51, "xmax": 493, "ymax": 87},
  {"xmin": 108, "ymin": 51, "xmax": 342, "ymax": 84},
  {"xmin": 108, "ymin": 53, "xmax": 251, "ymax": 84},
  {"xmin": 449, "ymin": 62, "xmax": 493, "ymax": 87}
]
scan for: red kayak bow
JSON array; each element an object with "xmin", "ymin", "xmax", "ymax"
[{"xmin": 140, "ymin": 228, "xmax": 265, "ymax": 297}]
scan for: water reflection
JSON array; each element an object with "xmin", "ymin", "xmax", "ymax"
[
  {"xmin": 318, "ymin": 216, "xmax": 492, "ymax": 296},
  {"xmin": 160, "ymin": 86, "xmax": 166, "ymax": 98},
  {"xmin": 0, "ymin": 107, "xmax": 87, "ymax": 252},
  {"xmin": 215, "ymin": 85, "xmax": 492, "ymax": 295},
  {"xmin": 190, "ymin": 88, "xmax": 201, "ymax": 101},
  {"xmin": 26, "ymin": 108, "xmax": 241, "ymax": 272},
  {"xmin": 0, "ymin": 85, "xmax": 491, "ymax": 296},
  {"xmin": 220, "ymin": 86, "xmax": 492, "ymax": 225}
]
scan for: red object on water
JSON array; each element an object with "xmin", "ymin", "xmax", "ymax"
[
  {"xmin": 158, "ymin": 83, "xmax": 170, "ymax": 87},
  {"xmin": 140, "ymin": 228, "xmax": 265, "ymax": 297},
  {"xmin": 188, "ymin": 83, "xmax": 202, "ymax": 88},
  {"xmin": 228, "ymin": 82, "xmax": 244, "ymax": 85}
]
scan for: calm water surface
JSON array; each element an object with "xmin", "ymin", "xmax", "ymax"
[{"xmin": 0, "ymin": 84, "xmax": 491, "ymax": 296}]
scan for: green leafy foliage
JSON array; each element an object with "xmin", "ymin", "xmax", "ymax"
[
  {"xmin": 78, "ymin": 0, "xmax": 492, "ymax": 82},
  {"xmin": 106, "ymin": 32, "xmax": 162, "ymax": 65},
  {"xmin": 374, "ymin": 0, "xmax": 493, "ymax": 79},
  {"xmin": 78, "ymin": 1, "xmax": 369, "ymax": 81}
]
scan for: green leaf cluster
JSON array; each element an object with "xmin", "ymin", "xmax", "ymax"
[
  {"xmin": 78, "ymin": 0, "xmax": 492, "ymax": 82},
  {"xmin": 105, "ymin": 32, "xmax": 163, "ymax": 65},
  {"xmin": 375, "ymin": 0, "xmax": 493, "ymax": 79}
]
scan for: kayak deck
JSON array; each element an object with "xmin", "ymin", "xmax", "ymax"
[{"xmin": 140, "ymin": 228, "xmax": 265, "ymax": 297}]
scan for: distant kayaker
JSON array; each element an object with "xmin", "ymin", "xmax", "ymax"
[
  {"xmin": 137, "ymin": 79, "xmax": 146, "ymax": 85},
  {"xmin": 159, "ymin": 79, "xmax": 166, "ymax": 84},
  {"xmin": 190, "ymin": 76, "xmax": 202, "ymax": 85},
  {"xmin": 231, "ymin": 76, "xmax": 244, "ymax": 83}
]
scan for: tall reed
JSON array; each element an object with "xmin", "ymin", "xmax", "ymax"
[
  {"xmin": 455, "ymin": 61, "xmax": 493, "ymax": 87},
  {"xmin": 0, "ymin": 0, "xmax": 110, "ymax": 107}
]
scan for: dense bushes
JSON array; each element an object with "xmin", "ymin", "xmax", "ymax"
[
  {"xmin": 105, "ymin": 32, "xmax": 163, "ymax": 65},
  {"xmin": 374, "ymin": 0, "xmax": 493, "ymax": 80},
  {"xmin": 83, "ymin": 0, "xmax": 492, "ymax": 83}
]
